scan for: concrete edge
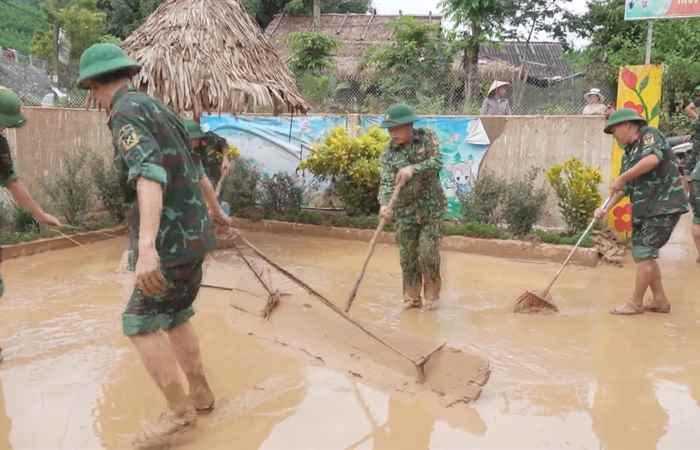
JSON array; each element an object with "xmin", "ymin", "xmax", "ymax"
[
  {"xmin": 229, "ymin": 218, "xmax": 600, "ymax": 267},
  {"xmin": 1, "ymin": 226, "xmax": 127, "ymax": 261}
]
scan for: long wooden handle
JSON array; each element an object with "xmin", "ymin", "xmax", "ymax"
[
  {"xmin": 541, "ymin": 196, "xmax": 612, "ymax": 298},
  {"xmin": 344, "ymin": 182, "xmax": 404, "ymax": 313},
  {"xmin": 234, "ymin": 233, "xmax": 421, "ymax": 367}
]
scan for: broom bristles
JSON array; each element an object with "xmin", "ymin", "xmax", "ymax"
[{"xmin": 514, "ymin": 290, "xmax": 558, "ymax": 313}]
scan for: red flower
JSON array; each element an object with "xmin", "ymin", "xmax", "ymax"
[
  {"xmin": 623, "ymin": 101, "xmax": 644, "ymax": 117},
  {"xmin": 613, "ymin": 203, "xmax": 632, "ymax": 233},
  {"xmin": 621, "ymin": 68, "xmax": 638, "ymax": 90}
]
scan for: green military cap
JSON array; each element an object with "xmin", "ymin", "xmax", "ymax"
[
  {"xmin": 184, "ymin": 119, "xmax": 205, "ymax": 139},
  {"xmin": 604, "ymin": 108, "xmax": 646, "ymax": 134},
  {"xmin": 77, "ymin": 43, "xmax": 141, "ymax": 89},
  {"xmin": 380, "ymin": 103, "xmax": 419, "ymax": 129},
  {"xmin": 0, "ymin": 88, "xmax": 26, "ymax": 128}
]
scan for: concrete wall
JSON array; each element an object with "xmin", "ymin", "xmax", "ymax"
[
  {"xmin": 6, "ymin": 108, "xmax": 612, "ymax": 228},
  {"xmin": 480, "ymin": 115, "xmax": 613, "ymax": 228}
]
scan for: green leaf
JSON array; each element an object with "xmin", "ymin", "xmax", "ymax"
[
  {"xmin": 650, "ymin": 103, "xmax": 660, "ymax": 120},
  {"xmin": 639, "ymin": 75, "xmax": 650, "ymax": 93}
]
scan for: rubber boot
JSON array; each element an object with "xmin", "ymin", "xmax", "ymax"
[
  {"xmin": 133, "ymin": 382, "xmax": 197, "ymax": 448},
  {"xmin": 402, "ymin": 282, "xmax": 422, "ymax": 310},
  {"xmin": 188, "ymin": 372, "xmax": 215, "ymax": 414},
  {"xmin": 422, "ymin": 274, "xmax": 441, "ymax": 312}
]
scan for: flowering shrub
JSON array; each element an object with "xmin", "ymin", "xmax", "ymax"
[{"xmin": 546, "ymin": 158, "xmax": 603, "ymax": 233}]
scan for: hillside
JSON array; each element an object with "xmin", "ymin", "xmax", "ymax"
[{"xmin": 0, "ymin": 0, "xmax": 46, "ymax": 53}]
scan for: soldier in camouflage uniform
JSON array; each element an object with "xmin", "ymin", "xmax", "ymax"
[
  {"xmin": 684, "ymin": 85, "xmax": 700, "ymax": 261},
  {"xmin": 77, "ymin": 43, "xmax": 231, "ymax": 445},
  {"xmin": 0, "ymin": 88, "xmax": 61, "ymax": 363},
  {"xmin": 596, "ymin": 108, "xmax": 688, "ymax": 315},
  {"xmin": 378, "ymin": 104, "xmax": 445, "ymax": 311}
]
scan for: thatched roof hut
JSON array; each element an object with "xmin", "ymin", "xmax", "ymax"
[{"xmin": 122, "ymin": 0, "xmax": 309, "ymax": 116}]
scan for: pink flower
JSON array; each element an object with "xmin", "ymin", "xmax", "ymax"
[{"xmin": 621, "ymin": 68, "xmax": 638, "ymax": 90}]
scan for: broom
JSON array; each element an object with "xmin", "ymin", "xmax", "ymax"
[{"xmin": 514, "ymin": 196, "xmax": 612, "ymax": 314}]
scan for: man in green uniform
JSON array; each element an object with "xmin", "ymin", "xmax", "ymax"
[
  {"xmin": 201, "ymin": 129, "xmax": 231, "ymax": 187},
  {"xmin": 0, "ymin": 87, "xmax": 61, "ymax": 362},
  {"xmin": 684, "ymin": 85, "xmax": 700, "ymax": 261},
  {"xmin": 378, "ymin": 104, "xmax": 445, "ymax": 311},
  {"xmin": 77, "ymin": 43, "xmax": 230, "ymax": 445},
  {"xmin": 595, "ymin": 108, "xmax": 688, "ymax": 315}
]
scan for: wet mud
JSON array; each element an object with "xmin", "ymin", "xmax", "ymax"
[{"xmin": 1, "ymin": 215, "xmax": 700, "ymax": 449}]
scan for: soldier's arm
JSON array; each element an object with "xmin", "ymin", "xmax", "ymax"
[
  {"xmin": 619, "ymin": 132, "xmax": 664, "ymax": 184},
  {"xmin": 111, "ymin": 112, "xmax": 167, "ymax": 188},
  {"xmin": 411, "ymin": 131, "xmax": 443, "ymax": 174},
  {"xmin": 686, "ymin": 101, "xmax": 698, "ymax": 121},
  {"xmin": 378, "ymin": 153, "xmax": 394, "ymax": 206}
]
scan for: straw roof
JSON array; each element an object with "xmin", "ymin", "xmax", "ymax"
[{"xmin": 122, "ymin": 0, "xmax": 309, "ymax": 116}]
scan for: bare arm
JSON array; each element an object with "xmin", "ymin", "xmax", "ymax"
[
  {"xmin": 135, "ymin": 177, "xmax": 166, "ymax": 295},
  {"xmin": 7, "ymin": 180, "xmax": 61, "ymax": 226},
  {"xmin": 686, "ymin": 102, "xmax": 699, "ymax": 121}
]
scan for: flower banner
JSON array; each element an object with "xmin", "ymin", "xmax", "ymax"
[
  {"xmin": 625, "ymin": 0, "xmax": 700, "ymax": 20},
  {"xmin": 608, "ymin": 65, "xmax": 664, "ymax": 239}
]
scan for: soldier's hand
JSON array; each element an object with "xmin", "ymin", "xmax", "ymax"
[
  {"xmin": 395, "ymin": 166, "xmax": 415, "ymax": 186},
  {"xmin": 211, "ymin": 206, "xmax": 232, "ymax": 227},
  {"xmin": 594, "ymin": 207, "xmax": 607, "ymax": 220},
  {"xmin": 610, "ymin": 176, "xmax": 626, "ymax": 194},
  {"xmin": 135, "ymin": 245, "xmax": 167, "ymax": 296},
  {"xmin": 379, "ymin": 206, "xmax": 393, "ymax": 221},
  {"xmin": 37, "ymin": 212, "xmax": 62, "ymax": 227}
]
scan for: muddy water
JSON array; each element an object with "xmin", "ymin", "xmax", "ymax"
[{"xmin": 1, "ymin": 216, "xmax": 700, "ymax": 449}]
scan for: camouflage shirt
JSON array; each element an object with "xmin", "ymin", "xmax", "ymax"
[
  {"xmin": 622, "ymin": 126, "xmax": 688, "ymax": 220},
  {"xmin": 108, "ymin": 87, "xmax": 214, "ymax": 268},
  {"xmin": 378, "ymin": 128, "xmax": 446, "ymax": 224},
  {"xmin": 0, "ymin": 134, "xmax": 17, "ymax": 187}
]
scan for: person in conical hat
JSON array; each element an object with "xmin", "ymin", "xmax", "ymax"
[
  {"xmin": 0, "ymin": 87, "xmax": 62, "ymax": 362},
  {"xmin": 583, "ymin": 88, "xmax": 610, "ymax": 115},
  {"xmin": 480, "ymin": 80, "xmax": 512, "ymax": 115}
]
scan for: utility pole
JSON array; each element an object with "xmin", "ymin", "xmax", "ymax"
[
  {"xmin": 644, "ymin": 21, "xmax": 653, "ymax": 65},
  {"xmin": 313, "ymin": 0, "xmax": 321, "ymax": 31}
]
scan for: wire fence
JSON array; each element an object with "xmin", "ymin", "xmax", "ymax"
[{"xmin": 294, "ymin": 71, "xmax": 613, "ymax": 116}]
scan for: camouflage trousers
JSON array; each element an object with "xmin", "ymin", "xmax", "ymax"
[
  {"xmin": 122, "ymin": 258, "xmax": 204, "ymax": 337},
  {"xmin": 631, "ymin": 214, "xmax": 681, "ymax": 262},
  {"xmin": 395, "ymin": 220, "xmax": 441, "ymax": 303},
  {"xmin": 688, "ymin": 159, "xmax": 700, "ymax": 225}
]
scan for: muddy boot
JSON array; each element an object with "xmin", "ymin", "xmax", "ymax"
[
  {"xmin": 133, "ymin": 383, "xmax": 197, "ymax": 448},
  {"xmin": 402, "ymin": 283, "xmax": 422, "ymax": 310},
  {"xmin": 422, "ymin": 275, "xmax": 441, "ymax": 312},
  {"xmin": 188, "ymin": 373, "xmax": 215, "ymax": 414}
]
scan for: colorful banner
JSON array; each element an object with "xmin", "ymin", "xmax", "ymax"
[
  {"xmin": 625, "ymin": 0, "xmax": 700, "ymax": 20},
  {"xmin": 608, "ymin": 65, "xmax": 664, "ymax": 239}
]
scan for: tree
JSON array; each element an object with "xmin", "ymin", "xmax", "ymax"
[
  {"xmin": 98, "ymin": 0, "xmax": 164, "ymax": 39},
  {"xmin": 439, "ymin": 0, "xmax": 513, "ymax": 102},
  {"xmin": 504, "ymin": 0, "xmax": 572, "ymax": 44},
  {"xmin": 361, "ymin": 17, "xmax": 457, "ymax": 112},
  {"xmin": 31, "ymin": 0, "xmax": 115, "ymax": 85},
  {"xmin": 288, "ymin": 32, "xmax": 339, "ymax": 75}
]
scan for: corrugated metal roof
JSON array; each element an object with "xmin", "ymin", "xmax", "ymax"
[{"xmin": 479, "ymin": 41, "xmax": 571, "ymax": 79}]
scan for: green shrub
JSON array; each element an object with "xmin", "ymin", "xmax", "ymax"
[
  {"xmin": 260, "ymin": 173, "xmax": 303, "ymax": 214},
  {"xmin": 300, "ymin": 126, "xmax": 389, "ymax": 216},
  {"xmin": 546, "ymin": 158, "xmax": 602, "ymax": 234},
  {"xmin": 90, "ymin": 154, "xmax": 126, "ymax": 223},
  {"xmin": 221, "ymin": 158, "xmax": 262, "ymax": 214},
  {"xmin": 502, "ymin": 169, "xmax": 548, "ymax": 236},
  {"xmin": 458, "ymin": 171, "xmax": 506, "ymax": 225},
  {"xmin": 41, "ymin": 148, "xmax": 95, "ymax": 226},
  {"xmin": 441, "ymin": 221, "xmax": 509, "ymax": 240}
]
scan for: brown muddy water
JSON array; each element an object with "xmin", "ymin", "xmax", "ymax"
[{"xmin": 1, "ymin": 216, "xmax": 700, "ymax": 450}]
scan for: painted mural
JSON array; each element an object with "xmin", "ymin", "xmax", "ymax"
[{"xmin": 202, "ymin": 114, "xmax": 492, "ymax": 219}]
